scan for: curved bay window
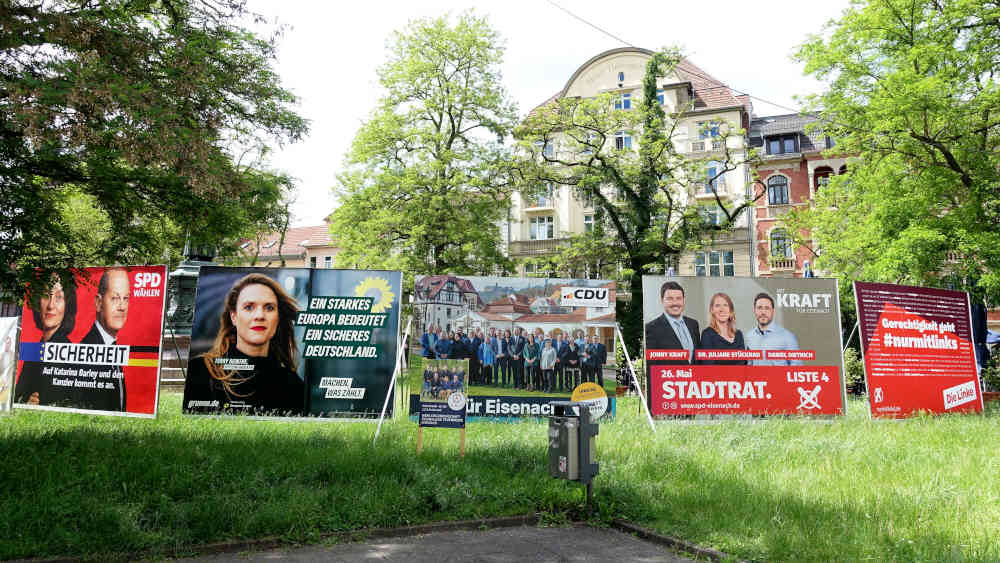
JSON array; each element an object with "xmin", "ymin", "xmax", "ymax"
[{"xmin": 767, "ymin": 175, "xmax": 789, "ymax": 205}]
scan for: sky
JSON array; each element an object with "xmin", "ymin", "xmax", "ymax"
[{"xmin": 245, "ymin": 0, "xmax": 853, "ymax": 227}]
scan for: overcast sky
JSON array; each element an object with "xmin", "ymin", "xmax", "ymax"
[{"xmin": 245, "ymin": 0, "xmax": 852, "ymax": 227}]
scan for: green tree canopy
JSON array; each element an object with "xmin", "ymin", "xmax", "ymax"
[
  {"xmin": 791, "ymin": 0, "xmax": 1000, "ymax": 302},
  {"xmin": 329, "ymin": 11, "xmax": 517, "ymax": 276},
  {"xmin": 515, "ymin": 49, "xmax": 760, "ymax": 350},
  {"xmin": 0, "ymin": 0, "xmax": 307, "ymax": 295}
]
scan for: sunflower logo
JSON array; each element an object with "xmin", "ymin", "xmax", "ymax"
[{"xmin": 354, "ymin": 277, "xmax": 395, "ymax": 313}]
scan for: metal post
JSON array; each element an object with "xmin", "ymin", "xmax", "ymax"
[{"xmin": 615, "ymin": 323, "xmax": 657, "ymax": 433}]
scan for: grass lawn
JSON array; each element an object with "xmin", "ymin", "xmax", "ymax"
[{"xmin": 1, "ymin": 391, "xmax": 998, "ymax": 561}]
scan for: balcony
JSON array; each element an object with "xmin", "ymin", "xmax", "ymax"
[
  {"xmin": 690, "ymin": 139, "xmax": 724, "ymax": 152},
  {"xmin": 509, "ymin": 238, "xmax": 567, "ymax": 257},
  {"xmin": 771, "ymin": 259, "xmax": 796, "ymax": 270}
]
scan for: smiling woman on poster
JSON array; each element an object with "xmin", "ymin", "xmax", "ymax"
[
  {"xmin": 14, "ymin": 277, "xmax": 77, "ymax": 405},
  {"xmin": 699, "ymin": 292, "xmax": 747, "ymax": 366},
  {"xmin": 183, "ymin": 273, "xmax": 305, "ymax": 415}
]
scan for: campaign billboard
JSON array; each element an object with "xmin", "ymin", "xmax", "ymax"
[
  {"xmin": 410, "ymin": 275, "xmax": 616, "ymax": 420},
  {"xmin": 182, "ymin": 267, "xmax": 401, "ymax": 419},
  {"xmin": 14, "ymin": 266, "xmax": 167, "ymax": 416},
  {"xmin": 854, "ymin": 282, "xmax": 982, "ymax": 418},
  {"xmin": 1, "ymin": 317, "xmax": 18, "ymax": 414},
  {"xmin": 642, "ymin": 276, "xmax": 846, "ymax": 416}
]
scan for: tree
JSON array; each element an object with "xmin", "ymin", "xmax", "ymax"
[
  {"xmin": 515, "ymin": 49, "xmax": 760, "ymax": 351},
  {"xmin": 0, "ymin": 0, "xmax": 307, "ymax": 296},
  {"xmin": 791, "ymin": 0, "xmax": 1000, "ymax": 303},
  {"xmin": 330, "ymin": 11, "xmax": 517, "ymax": 276}
]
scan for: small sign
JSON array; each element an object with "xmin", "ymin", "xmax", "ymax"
[{"xmin": 571, "ymin": 382, "xmax": 609, "ymax": 420}]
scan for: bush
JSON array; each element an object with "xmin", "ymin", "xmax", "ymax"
[{"xmin": 843, "ymin": 347, "xmax": 866, "ymax": 395}]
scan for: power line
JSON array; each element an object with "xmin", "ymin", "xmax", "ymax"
[{"xmin": 544, "ymin": 0, "xmax": 633, "ymax": 48}]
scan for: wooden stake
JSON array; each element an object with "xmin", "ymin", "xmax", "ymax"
[
  {"xmin": 416, "ymin": 426, "xmax": 423, "ymax": 454},
  {"xmin": 459, "ymin": 427, "xmax": 466, "ymax": 458}
]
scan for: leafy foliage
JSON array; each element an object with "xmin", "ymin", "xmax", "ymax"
[
  {"xmin": 330, "ymin": 11, "xmax": 517, "ymax": 276},
  {"xmin": 0, "ymin": 0, "xmax": 307, "ymax": 295},
  {"xmin": 515, "ymin": 49, "xmax": 760, "ymax": 351},
  {"xmin": 791, "ymin": 0, "xmax": 1000, "ymax": 303}
]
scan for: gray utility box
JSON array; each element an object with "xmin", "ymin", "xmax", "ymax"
[{"xmin": 547, "ymin": 401, "xmax": 599, "ymax": 485}]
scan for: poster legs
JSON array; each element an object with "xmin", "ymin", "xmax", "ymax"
[
  {"xmin": 416, "ymin": 426, "xmax": 423, "ymax": 454},
  {"xmin": 615, "ymin": 323, "xmax": 657, "ymax": 433},
  {"xmin": 374, "ymin": 318, "xmax": 411, "ymax": 444}
]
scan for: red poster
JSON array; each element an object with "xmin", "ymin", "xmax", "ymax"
[
  {"xmin": 854, "ymin": 282, "xmax": 982, "ymax": 418},
  {"xmin": 15, "ymin": 266, "xmax": 167, "ymax": 416},
  {"xmin": 649, "ymin": 365, "xmax": 844, "ymax": 416}
]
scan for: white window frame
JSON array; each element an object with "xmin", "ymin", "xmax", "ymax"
[{"xmin": 529, "ymin": 216, "xmax": 554, "ymax": 240}]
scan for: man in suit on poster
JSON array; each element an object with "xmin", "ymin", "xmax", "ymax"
[
  {"xmin": 79, "ymin": 268, "xmax": 131, "ymax": 411},
  {"xmin": 644, "ymin": 281, "xmax": 700, "ymax": 366}
]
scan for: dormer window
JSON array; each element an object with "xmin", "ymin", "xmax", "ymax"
[
  {"xmin": 767, "ymin": 134, "xmax": 798, "ymax": 155},
  {"xmin": 618, "ymin": 71, "xmax": 624, "ymax": 82}
]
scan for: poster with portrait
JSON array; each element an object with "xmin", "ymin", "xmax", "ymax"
[
  {"xmin": 183, "ymin": 267, "xmax": 402, "ymax": 419},
  {"xmin": 408, "ymin": 275, "xmax": 616, "ymax": 421},
  {"xmin": 14, "ymin": 266, "xmax": 168, "ymax": 417},
  {"xmin": 0, "ymin": 317, "xmax": 18, "ymax": 414},
  {"xmin": 642, "ymin": 276, "xmax": 846, "ymax": 417},
  {"xmin": 854, "ymin": 282, "xmax": 982, "ymax": 418}
]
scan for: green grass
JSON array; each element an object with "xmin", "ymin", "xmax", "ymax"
[{"xmin": 1, "ymin": 392, "xmax": 998, "ymax": 561}]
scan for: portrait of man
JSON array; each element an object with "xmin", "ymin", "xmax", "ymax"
[
  {"xmin": 745, "ymin": 292, "xmax": 802, "ymax": 366},
  {"xmin": 645, "ymin": 281, "xmax": 700, "ymax": 364},
  {"xmin": 79, "ymin": 267, "xmax": 131, "ymax": 410}
]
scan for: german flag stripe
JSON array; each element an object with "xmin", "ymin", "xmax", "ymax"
[{"xmin": 127, "ymin": 359, "xmax": 161, "ymax": 368}]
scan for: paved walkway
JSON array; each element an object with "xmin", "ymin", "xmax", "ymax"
[{"xmin": 176, "ymin": 525, "xmax": 698, "ymax": 562}]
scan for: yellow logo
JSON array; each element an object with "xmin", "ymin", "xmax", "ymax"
[{"xmin": 354, "ymin": 277, "xmax": 396, "ymax": 313}]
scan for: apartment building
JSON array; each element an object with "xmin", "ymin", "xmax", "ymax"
[{"xmin": 507, "ymin": 47, "xmax": 755, "ymax": 278}]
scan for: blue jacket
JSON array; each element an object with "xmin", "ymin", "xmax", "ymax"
[
  {"xmin": 420, "ymin": 332, "xmax": 437, "ymax": 358},
  {"xmin": 434, "ymin": 337, "xmax": 452, "ymax": 358}
]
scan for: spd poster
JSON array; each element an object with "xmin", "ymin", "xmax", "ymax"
[
  {"xmin": 182, "ymin": 267, "xmax": 401, "ymax": 419},
  {"xmin": 14, "ymin": 266, "xmax": 167, "ymax": 417},
  {"xmin": 854, "ymin": 282, "xmax": 982, "ymax": 418},
  {"xmin": 643, "ymin": 276, "xmax": 846, "ymax": 416}
]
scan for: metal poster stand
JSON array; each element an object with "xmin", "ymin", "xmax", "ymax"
[
  {"xmin": 615, "ymin": 323, "xmax": 656, "ymax": 433},
  {"xmin": 374, "ymin": 317, "xmax": 411, "ymax": 444}
]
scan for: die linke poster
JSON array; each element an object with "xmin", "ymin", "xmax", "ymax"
[{"xmin": 854, "ymin": 282, "xmax": 982, "ymax": 418}]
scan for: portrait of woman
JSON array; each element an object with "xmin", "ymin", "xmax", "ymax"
[
  {"xmin": 183, "ymin": 273, "xmax": 305, "ymax": 415},
  {"xmin": 14, "ymin": 277, "xmax": 78, "ymax": 405},
  {"xmin": 699, "ymin": 292, "xmax": 747, "ymax": 365}
]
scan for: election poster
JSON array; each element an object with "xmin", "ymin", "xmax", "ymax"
[
  {"xmin": 1, "ymin": 317, "xmax": 18, "ymax": 414},
  {"xmin": 642, "ymin": 276, "xmax": 846, "ymax": 417},
  {"xmin": 854, "ymin": 282, "xmax": 982, "ymax": 418},
  {"xmin": 183, "ymin": 267, "xmax": 402, "ymax": 419},
  {"xmin": 14, "ymin": 266, "xmax": 168, "ymax": 417},
  {"xmin": 417, "ymin": 358, "xmax": 468, "ymax": 428},
  {"xmin": 408, "ymin": 275, "xmax": 616, "ymax": 421}
]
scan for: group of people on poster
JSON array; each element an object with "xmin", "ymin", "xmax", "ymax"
[
  {"xmin": 419, "ymin": 325, "xmax": 607, "ymax": 393},
  {"xmin": 646, "ymin": 281, "xmax": 801, "ymax": 365},
  {"xmin": 420, "ymin": 363, "xmax": 466, "ymax": 399}
]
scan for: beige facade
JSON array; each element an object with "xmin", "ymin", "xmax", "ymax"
[{"xmin": 508, "ymin": 47, "xmax": 754, "ymax": 278}]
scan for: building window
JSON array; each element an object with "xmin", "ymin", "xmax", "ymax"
[
  {"xmin": 700, "ymin": 205, "xmax": 723, "ymax": 226},
  {"xmin": 618, "ymin": 71, "xmax": 624, "ymax": 82},
  {"xmin": 814, "ymin": 166, "xmax": 833, "ymax": 192},
  {"xmin": 525, "ymin": 263, "xmax": 536, "ymax": 276},
  {"xmin": 579, "ymin": 188, "xmax": 594, "ymax": 208},
  {"xmin": 698, "ymin": 121, "xmax": 720, "ymax": 139},
  {"xmin": 614, "ymin": 92, "xmax": 631, "ymax": 110},
  {"xmin": 584, "ymin": 214, "xmax": 594, "ymax": 232},
  {"xmin": 535, "ymin": 140, "xmax": 553, "ymax": 158},
  {"xmin": 705, "ymin": 162, "xmax": 724, "ymax": 194},
  {"xmin": 530, "ymin": 216, "xmax": 554, "ymax": 240},
  {"xmin": 771, "ymin": 229, "xmax": 793, "ymax": 258},
  {"xmin": 310, "ymin": 257, "xmax": 317, "ymax": 268},
  {"xmin": 767, "ymin": 175, "xmax": 789, "ymax": 205},
  {"xmin": 536, "ymin": 182, "xmax": 554, "ymax": 206},
  {"xmin": 324, "ymin": 256, "xmax": 332, "ymax": 268},
  {"xmin": 656, "ymin": 88, "xmax": 664, "ymax": 105},
  {"xmin": 767, "ymin": 134, "xmax": 798, "ymax": 155},
  {"xmin": 695, "ymin": 251, "xmax": 735, "ymax": 277},
  {"xmin": 615, "ymin": 130, "xmax": 632, "ymax": 150},
  {"xmin": 838, "ymin": 164, "xmax": 848, "ymax": 175}
]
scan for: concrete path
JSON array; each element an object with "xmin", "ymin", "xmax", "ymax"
[{"xmin": 175, "ymin": 525, "xmax": 699, "ymax": 562}]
